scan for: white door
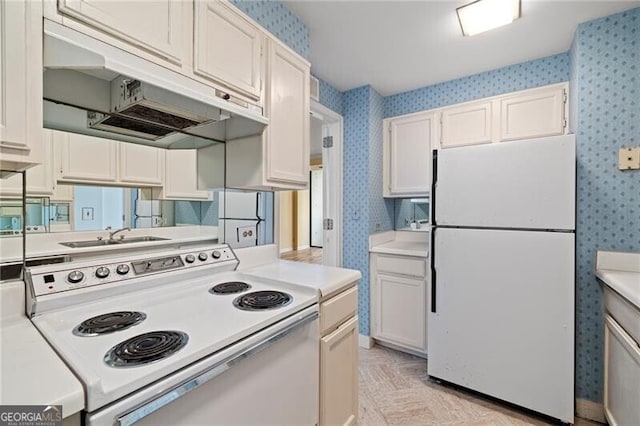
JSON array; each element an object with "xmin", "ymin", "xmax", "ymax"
[
  {"xmin": 118, "ymin": 143, "xmax": 164, "ymax": 186},
  {"xmin": 385, "ymin": 112, "xmax": 436, "ymax": 197},
  {"xmin": 429, "ymin": 227, "xmax": 574, "ymax": 422},
  {"xmin": 500, "ymin": 85, "xmax": 567, "ymax": 141},
  {"xmin": 265, "ymin": 41, "xmax": 310, "ymax": 186},
  {"xmin": 372, "ymin": 273, "xmax": 426, "ymax": 352},
  {"xmin": 320, "ymin": 316, "xmax": 358, "ymax": 426},
  {"xmin": 194, "ymin": 1, "xmax": 263, "ymax": 100},
  {"xmin": 310, "ymin": 169, "xmax": 323, "ymax": 247},
  {"xmin": 58, "ymin": 132, "xmax": 118, "ymax": 183},
  {"xmin": 321, "ymin": 115, "xmax": 342, "ymax": 267},
  {"xmin": 441, "ymin": 100, "xmax": 493, "ymax": 148},
  {"xmin": 435, "ymin": 134, "xmax": 575, "ymax": 230},
  {"xmin": 57, "ymin": 0, "xmax": 185, "ymax": 65}
]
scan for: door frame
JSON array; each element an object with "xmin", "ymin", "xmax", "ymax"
[{"xmin": 310, "ymin": 100, "xmax": 343, "ymax": 267}]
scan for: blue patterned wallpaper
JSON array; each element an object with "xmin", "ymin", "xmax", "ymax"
[
  {"xmin": 316, "ymin": 75, "xmax": 344, "ymax": 114},
  {"xmin": 229, "ymin": 0, "xmax": 309, "ymax": 59},
  {"xmin": 343, "ymin": 86, "xmax": 395, "ymax": 335},
  {"xmin": 571, "ymin": 7, "xmax": 640, "ymax": 403},
  {"xmin": 384, "ymin": 52, "xmax": 570, "ymax": 118},
  {"xmin": 368, "ymin": 88, "xmax": 394, "ymax": 234}
]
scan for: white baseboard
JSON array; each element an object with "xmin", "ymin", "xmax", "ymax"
[
  {"xmin": 279, "ymin": 246, "xmax": 292, "ymax": 254},
  {"xmin": 576, "ymin": 398, "xmax": 606, "ymax": 424},
  {"xmin": 296, "ymin": 245, "xmax": 310, "ymax": 251},
  {"xmin": 358, "ymin": 334, "xmax": 373, "ymax": 349}
]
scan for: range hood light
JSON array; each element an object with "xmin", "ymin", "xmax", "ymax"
[{"xmin": 456, "ymin": 0, "xmax": 520, "ymax": 36}]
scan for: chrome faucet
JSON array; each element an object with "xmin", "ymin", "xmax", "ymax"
[{"xmin": 109, "ymin": 227, "xmax": 131, "ymax": 240}]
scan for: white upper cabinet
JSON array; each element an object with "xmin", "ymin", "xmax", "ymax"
[
  {"xmin": 58, "ymin": 132, "xmax": 118, "ymax": 184},
  {"xmin": 56, "ymin": 131, "xmax": 164, "ymax": 187},
  {"xmin": 441, "ymin": 100, "xmax": 493, "ymax": 148},
  {"xmin": 225, "ymin": 38, "xmax": 310, "ymax": 191},
  {"xmin": 159, "ymin": 150, "xmax": 212, "ymax": 200},
  {"xmin": 194, "ymin": 0, "xmax": 263, "ymax": 100},
  {"xmin": 0, "ymin": 131, "xmax": 55, "ymax": 197},
  {"xmin": 118, "ymin": 143, "xmax": 164, "ymax": 186},
  {"xmin": 383, "ymin": 112, "xmax": 436, "ymax": 197},
  {"xmin": 265, "ymin": 40, "xmax": 310, "ymax": 186},
  {"xmin": 0, "ymin": 0, "xmax": 43, "ymax": 171},
  {"xmin": 500, "ymin": 85, "xmax": 567, "ymax": 141},
  {"xmin": 56, "ymin": 0, "xmax": 187, "ymax": 66}
]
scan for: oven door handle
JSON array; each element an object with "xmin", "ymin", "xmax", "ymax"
[{"xmin": 115, "ymin": 310, "xmax": 319, "ymax": 426}]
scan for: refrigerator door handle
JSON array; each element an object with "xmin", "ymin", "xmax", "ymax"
[
  {"xmin": 431, "ymin": 149, "xmax": 438, "ymax": 226},
  {"xmin": 430, "ymin": 227, "xmax": 437, "ymax": 313}
]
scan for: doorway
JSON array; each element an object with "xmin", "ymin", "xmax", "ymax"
[{"xmin": 279, "ymin": 101, "xmax": 343, "ymax": 266}]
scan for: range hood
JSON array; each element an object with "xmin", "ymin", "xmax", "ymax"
[{"xmin": 43, "ymin": 20, "xmax": 268, "ymax": 149}]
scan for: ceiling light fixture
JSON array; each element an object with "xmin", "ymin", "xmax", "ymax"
[{"xmin": 456, "ymin": 0, "xmax": 521, "ymax": 36}]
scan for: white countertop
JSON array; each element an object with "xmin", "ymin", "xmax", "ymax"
[
  {"xmin": 244, "ymin": 260, "xmax": 361, "ymax": 299},
  {"xmin": 0, "ymin": 225, "xmax": 218, "ymax": 263},
  {"xmin": 0, "ymin": 281, "xmax": 84, "ymax": 416},
  {"xmin": 596, "ymin": 250, "xmax": 640, "ymax": 310},
  {"xmin": 369, "ymin": 230, "xmax": 430, "ymax": 257}
]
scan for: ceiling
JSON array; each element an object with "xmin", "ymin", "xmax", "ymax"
[{"xmin": 285, "ymin": 0, "xmax": 639, "ymax": 96}]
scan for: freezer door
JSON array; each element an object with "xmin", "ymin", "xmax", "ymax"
[
  {"xmin": 434, "ymin": 134, "xmax": 575, "ymax": 230},
  {"xmin": 428, "ymin": 227, "xmax": 574, "ymax": 422}
]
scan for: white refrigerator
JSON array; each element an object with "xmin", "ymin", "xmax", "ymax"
[
  {"xmin": 428, "ymin": 134, "xmax": 575, "ymax": 422},
  {"xmin": 218, "ymin": 190, "xmax": 269, "ymax": 249}
]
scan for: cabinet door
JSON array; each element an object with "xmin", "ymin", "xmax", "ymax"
[
  {"xmin": 441, "ymin": 101, "xmax": 493, "ymax": 148},
  {"xmin": 194, "ymin": 1, "xmax": 263, "ymax": 100},
  {"xmin": 0, "ymin": 0, "xmax": 43, "ymax": 169},
  {"xmin": 0, "ymin": 130, "xmax": 54, "ymax": 196},
  {"xmin": 385, "ymin": 113, "xmax": 435, "ymax": 197},
  {"xmin": 162, "ymin": 150, "xmax": 212, "ymax": 200},
  {"xmin": 58, "ymin": 132, "xmax": 118, "ymax": 183},
  {"xmin": 500, "ymin": 86, "xmax": 567, "ymax": 141},
  {"xmin": 265, "ymin": 41, "xmax": 310, "ymax": 186},
  {"xmin": 320, "ymin": 316, "xmax": 358, "ymax": 426},
  {"xmin": 373, "ymin": 272, "xmax": 426, "ymax": 353},
  {"xmin": 57, "ymin": 0, "xmax": 185, "ymax": 65},
  {"xmin": 119, "ymin": 143, "xmax": 164, "ymax": 186}
]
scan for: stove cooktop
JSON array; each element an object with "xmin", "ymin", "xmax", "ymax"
[
  {"xmin": 73, "ymin": 311, "xmax": 147, "ymax": 337},
  {"xmin": 30, "ymin": 271, "xmax": 317, "ymax": 411}
]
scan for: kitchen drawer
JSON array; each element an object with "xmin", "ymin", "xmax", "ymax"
[
  {"xmin": 375, "ymin": 254, "xmax": 426, "ymax": 278},
  {"xmin": 320, "ymin": 286, "xmax": 357, "ymax": 336},
  {"xmin": 605, "ymin": 286, "xmax": 640, "ymax": 345},
  {"xmin": 604, "ymin": 315, "xmax": 640, "ymax": 426}
]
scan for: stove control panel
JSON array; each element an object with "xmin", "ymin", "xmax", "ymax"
[{"xmin": 27, "ymin": 245, "xmax": 237, "ymax": 297}]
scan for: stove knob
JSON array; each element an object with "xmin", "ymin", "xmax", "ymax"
[
  {"xmin": 116, "ymin": 264, "xmax": 130, "ymax": 275},
  {"xmin": 95, "ymin": 267, "xmax": 110, "ymax": 279},
  {"xmin": 185, "ymin": 254, "xmax": 196, "ymax": 263},
  {"xmin": 67, "ymin": 270, "xmax": 84, "ymax": 284},
  {"xmin": 212, "ymin": 250, "xmax": 221, "ymax": 259},
  {"xmin": 198, "ymin": 252, "xmax": 208, "ymax": 261}
]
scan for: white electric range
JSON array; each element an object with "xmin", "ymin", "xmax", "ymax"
[{"xmin": 26, "ymin": 244, "xmax": 319, "ymax": 426}]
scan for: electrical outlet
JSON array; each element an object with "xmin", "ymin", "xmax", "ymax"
[
  {"xmin": 618, "ymin": 147, "xmax": 640, "ymax": 170},
  {"xmin": 237, "ymin": 226, "xmax": 256, "ymax": 243}
]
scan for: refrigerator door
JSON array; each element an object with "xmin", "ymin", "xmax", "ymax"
[
  {"xmin": 219, "ymin": 191, "xmax": 259, "ymax": 219},
  {"xmin": 434, "ymin": 134, "xmax": 575, "ymax": 230},
  {"xmin": 428, "ymin": 227, "xmax": 574, "ymax": 422}
]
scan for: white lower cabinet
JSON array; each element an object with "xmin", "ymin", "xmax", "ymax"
[
  {"xmin": 371, "ymin": 253, "xmax": 428, "ymax": 355},
  {"xmin": 319, "ymin": 285, "xmax": 359, "ymax": 426}
]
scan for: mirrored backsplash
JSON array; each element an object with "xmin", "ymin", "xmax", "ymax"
[{"xmin": 394, "ymin": 198, "xmax": 429, "ymax": 230}]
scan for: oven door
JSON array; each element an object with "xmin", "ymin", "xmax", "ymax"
[{"xmin": 87, "ymin": 306, "xmax": 319, "ymax": 426}]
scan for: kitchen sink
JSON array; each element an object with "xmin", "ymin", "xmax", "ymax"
[{"xmin": 59, "ymin": 236, "xmax": 169, "ymax": 248}]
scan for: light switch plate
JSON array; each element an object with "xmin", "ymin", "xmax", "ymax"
[{"xmin": 618, "ymin": 147, "xmax": 640, "ymax": 170}]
